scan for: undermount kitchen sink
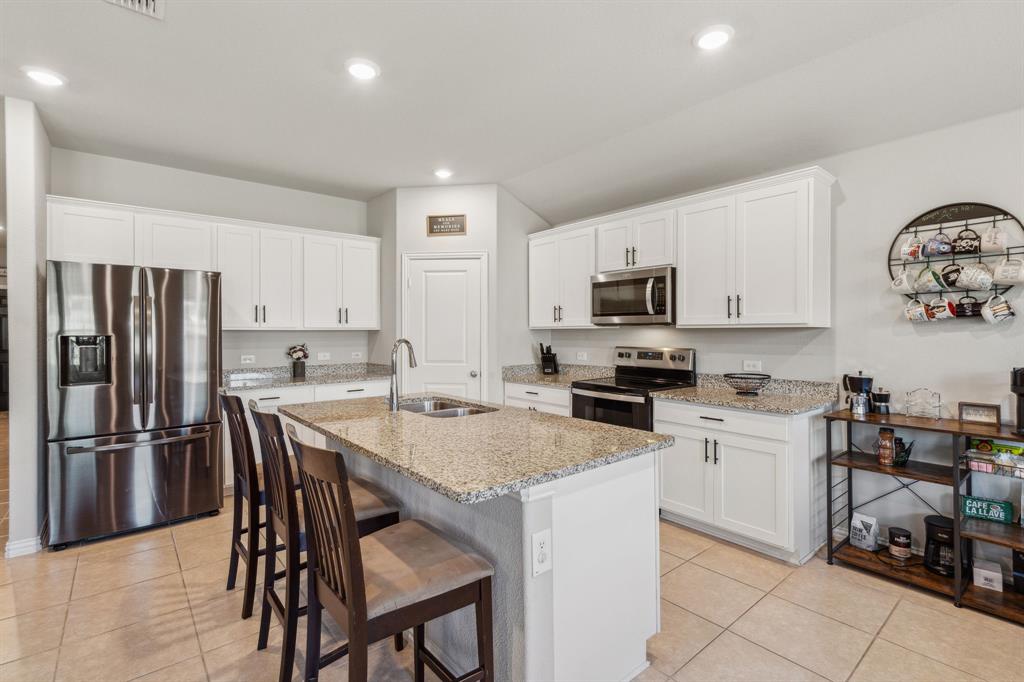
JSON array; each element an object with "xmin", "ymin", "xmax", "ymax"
[{"xmin": 399, "ymin": 400, "xmax": 495, "ymax": 418}]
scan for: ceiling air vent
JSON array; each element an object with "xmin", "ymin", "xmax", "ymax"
[{"xmin": 104, "ymin": 0, "xmax": 165, "ymax": 20}]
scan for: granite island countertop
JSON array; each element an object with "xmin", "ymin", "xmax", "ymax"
[
  {"xmin": 221, "ymin": 363, "xmax": 391, "ymax": 391},
  {"xmin": 279, "ymin": 393, "xmax": 672, "ymax": 503},
  {"xmin": 654, "ymin": 374, "xmax": 838, "ymax": 415}
]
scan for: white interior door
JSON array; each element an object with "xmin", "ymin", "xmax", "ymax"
[
  {"xmin": 403, "ymin": 256, "xmax": 484, "ymax": 399},
  {"xmin": 677, "ymin": 198, "xmax": 735, "ymax": 326}
]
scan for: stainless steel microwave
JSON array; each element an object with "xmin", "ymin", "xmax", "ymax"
[{"xmin": 590, "ymin": 266, "xmax": 674, "ymax": 325}]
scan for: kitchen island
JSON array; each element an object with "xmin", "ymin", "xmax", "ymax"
[{"xmin": 279, "ymin": 394, "xmax": 673, "ymax": 682}]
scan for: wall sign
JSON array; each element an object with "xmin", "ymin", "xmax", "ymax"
[{"xmin": 427, "ymin": 214, "xmax": 467, "ymax": 237}]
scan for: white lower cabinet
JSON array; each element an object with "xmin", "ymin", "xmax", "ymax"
[
  {"xmin": 655, "ymin": 400, "xmax": 827, "ymax": 564},
  {"xmin": 503, "ymin": 383, "xmax": 571, "ymax": 416}
]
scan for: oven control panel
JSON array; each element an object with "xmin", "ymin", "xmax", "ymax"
[{"xmin": 614, "ymin": 346, "xmax": 695, "ymax": 370}]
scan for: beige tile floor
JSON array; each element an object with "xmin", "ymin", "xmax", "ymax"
[{"xmin": 1, "ymin": 507, "xmax": 1021, "ymax": 681}]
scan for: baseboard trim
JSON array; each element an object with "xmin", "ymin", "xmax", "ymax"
[{"xmin": 5, "ymin": 536, "xmax": 43, "ymax": 558}]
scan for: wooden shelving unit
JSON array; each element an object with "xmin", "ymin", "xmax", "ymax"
[{"xmin": 824, "ymin": 409, "xmax": 1024, "ymax": 625}]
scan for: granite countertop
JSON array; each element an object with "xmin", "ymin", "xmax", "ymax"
[
  {"xmin": 221, "ymin": 363, "xmax": 391, "ymax": 391},
  {"xmin": 279, "ymin": 393, "xmax": 672, "ymax": 504},
  {"xmin": 654, "ymin": 375, "xmax": 838, "ymax": 415},
  {"xmin": 501, "ymin": 363, "xmax": 614, "ymax": 389}
]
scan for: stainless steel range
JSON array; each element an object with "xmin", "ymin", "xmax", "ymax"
[
  {"xmin": 46, "ymin": 261, "xmax": 223, "ymax": 546},
  {"xmin": 571, "ymin": 347, "xmax": 696, "ymax": 431}
]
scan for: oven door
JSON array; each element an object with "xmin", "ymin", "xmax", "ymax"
[
  {"xmin": 571, "ymin": 387, "xmax": 652, "ymax": 431},
  {"xmin": 591, "ymin": 267, "xmax": 674, "ymax": 325}
]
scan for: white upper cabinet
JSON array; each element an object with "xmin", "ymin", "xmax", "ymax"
[
  {"xmin": 136, "ymin": 212, "xmax": 217, "ymax": 270},
  {"xmin": 217, "ymin": 225, "xmax": 261, "ymax": 329},
  {"xmin": 596, "ymin": 210, "xmax": 675, "ymax": 272},
  {"xmin": 303, "ymin": 234, "xmax": 344, "ymax": 328},
  {"xmin": 258, "ymin": 229, "xmax": 303, "ymax": 329},
  {"xmin": 677, "ymin": 198, "xmax": 734, "ymax": 326},
  {"xmin": 341, "ymin": 238, "xmax": 380, "ymax": 329},
  {"xmin": 48, "ymin": 201, "xmax": 136, "ymax": 265},
  {"xmin": 528, "ymin": 226, "xmax": 596, "ymax": 329}
]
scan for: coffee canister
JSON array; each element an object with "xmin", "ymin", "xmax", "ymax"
[{"xmin": 888, "ymin": 527, "xmax": 912, "ymax": 560}]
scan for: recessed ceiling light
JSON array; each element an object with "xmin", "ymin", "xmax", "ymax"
[
  {"xmin": 694, "ymin": 25, "xmax": 734, "ymax": 50},
  {"xmin": 345, "ymin": 58, "xmax": 381, "ymax": 81},
  {"xmin": 434, "ymin": 169, "xmax": 453, "ymax": 180},
  {"xmin": 22, "ymin": 67, "xmax": 66, "ymax": 87}
]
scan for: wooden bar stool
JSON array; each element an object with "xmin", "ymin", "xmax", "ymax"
[
  {"xmin": 249, "ymin": 403, "xmax": 404, "ymax": 682},
  {"xmin": 286, "ymin": 425, "xmax": 495, "ymax": 682}
]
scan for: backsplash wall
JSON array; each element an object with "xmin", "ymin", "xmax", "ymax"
[{"xmin": 221, "ymin": 330, "xmax": 369, "ymax": 370}]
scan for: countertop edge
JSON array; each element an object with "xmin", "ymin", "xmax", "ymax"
[
  {"xmin": 503, "ymin": 378, "xmax": 571, "ymax": 390},
  {"xmin": 653, "ymin": 393, "xmax": 836, "ymax": 416}
]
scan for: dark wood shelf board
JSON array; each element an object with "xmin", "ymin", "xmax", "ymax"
[
  {"xmin": 960, "ymin": 517, "xmax": 1024, "ymax": 550},
  {"xmin": 960, "ymin": 584, "xmax": 1024, "ymax": 625},
  {"xmin": 830, "ymin": 450, "xmax": 956, "ymax": 486},
  {"xmin": 832, "ymin": 545, "xmax": 955, "ymax": 596},
  {"xmin": 824, "ymin": 410, "xmax": 1024, "ymax": 443}
]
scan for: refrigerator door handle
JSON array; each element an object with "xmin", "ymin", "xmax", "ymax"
[
  {"xmin": 66, "ymin": 430, "xmax": 209, "ymax": 455},
  {"xmin": 132, "ymin": 294, "xmax": 144, "ymax": 409}
]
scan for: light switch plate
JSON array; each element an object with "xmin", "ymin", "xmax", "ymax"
[
  {"xmin": 317, "ymin": 352, "xmax": 331, "ymax": 361},
  {"xmin": 743, "ymin": 359, "xmax": 763, "ymax": 372},
  {"xmin": 240, "ymin": 355, "xmax": 256, "ymax": 365},
  {"xmin": 351, "ymin": 351, "xmax": 363, "ymax": 360},
  {"xmin": 576, "ymin": 351, "xmax": 588, "ymax": 362},
  {"xmin": 532, "ymin": 528, "xmax": 552, "ymax": 577}
]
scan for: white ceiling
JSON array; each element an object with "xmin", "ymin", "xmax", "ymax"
[{"xmin": 1, "ymin": 1, "xmax": 1021, "ymax": 224}]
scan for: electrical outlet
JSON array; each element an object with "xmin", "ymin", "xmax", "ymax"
[
  {"xmin": 743, "ymin": 359, "xmax": 763, "ymax": 372},
  {"xmin": 317, "ymin": 352, "xmax": 331, "ymax": 361},
  {"xmin": 240, "ymin": 355, "xmax": 256, "ymax": 365},
  {"xmin": 576, "ymin": 351, "xmax": 588, "ymax": 362},
  {"xmin": 531, "ymin": 528, "xmax": 552, "ymax": 577},
  {"xmin": 351, "ymin": 351, "xmax": 363, "ymax": 360}
]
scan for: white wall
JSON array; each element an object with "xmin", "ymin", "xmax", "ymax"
[
  {"xmin": 366, "ymin": 190, "xmax": 398, "ymax": 365},
  {"xmin": 550, "ymin": 108, "xmax": 1024, "ymax": 563},
  {"xmin": 4, "ymin": 97, "xmax": 51, "ymax": 556}
]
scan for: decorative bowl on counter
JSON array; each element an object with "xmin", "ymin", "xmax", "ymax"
[{"xmin": 722, "ymin": 373, "xmax": 772, "ymax": 396}]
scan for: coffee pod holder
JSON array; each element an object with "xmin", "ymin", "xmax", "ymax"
[{"xmin": 888, "ymin": 203, "xmax": 1023, "ymax": 324}]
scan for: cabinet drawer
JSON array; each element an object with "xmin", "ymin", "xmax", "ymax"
[
  {"xmin": 313, "ymin": 380, "xmax": 388, "ymax": 401},
  {"xmin": 234, "ymin": 385, "xmax": 316, "ymax": 408},
  {"xmin": 504, "ymin": 382, "xmax": 570, "ymax": 408},
  {"xmin": 654, "ymin": 401, "xmax": 788, "ymax": 441}
]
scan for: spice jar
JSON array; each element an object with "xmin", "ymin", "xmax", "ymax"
[
  {"xmin": 876, "ymin": 428, "xmax": 896, "ymax": 466},
  {"xmin": 888, "ymin": 527, "xmax": 912, "ymax": 560}
]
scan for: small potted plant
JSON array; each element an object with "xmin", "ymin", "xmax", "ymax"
[{"xmin": 287, "ymin": 343, "xmax": 309, "ymax": 379}]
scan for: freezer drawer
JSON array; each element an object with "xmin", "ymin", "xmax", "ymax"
[{"xmin": 47, "ymin": 424, "xmax": 222, "ymax": 545}]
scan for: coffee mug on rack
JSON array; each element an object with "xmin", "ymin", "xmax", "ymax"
[
  {"xmin": 914, "ymin": 266, "xmax": 944, "ymax": 293},
  {"xmin": 955, "ymin": 295, "xmax": 984, "ymax": 317},
  {"xmin": 980, "ymin": 224, "xmax": 1009, "ymax": 254},
  {"xmin": 904, "ymin": 298, "xmax": 932, "ymax": 322},
  {"xmin": 981, "ymin": 295, "xmax": 1015, "ymax": 324},
  {"xmin": 922, "ymin": 232, "xmax": 953, "ymax": 257},
  {"xmin": 890, "ymin": 266, "xmax": 918, "ymax": 294},
  {"xmin": 928, "ymin": 296, "xmax": 956, "ymax": 320},
  {"xmin": 952, "ymin": 227, "xmax": 981, "ymax": 254},
  {"xmin": 939, "ymin": 263, "xmax": 963, "ymax": 288},
  {"xmin": 993, "ymin": 257, "xmax": 1024, "ymax": 285},
  {"xmin": 900, "ymin": 234, "xmax": 924, "ymax": 261},
  {"xmin": 957, "ymin": 262, "xmax": 994, "ymax": 291}
]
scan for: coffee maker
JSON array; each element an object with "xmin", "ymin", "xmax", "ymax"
[
  {"xmin": 870, "ymin": 389, "xmax": 892, "ymax": 415},
  {"xmin": 1012, "ymin": 368, "xmax": 1024, "ymax": 435},
  {"xmin": 843, "ymin": 371, "xmax": 873, "ymax": 417}
]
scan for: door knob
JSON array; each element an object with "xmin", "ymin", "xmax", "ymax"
[{"xmin": 469, "ymin": 370, "xmax": 479, "ymax": 378}]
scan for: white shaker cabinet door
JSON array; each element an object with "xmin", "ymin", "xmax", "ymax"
[
  {"xmin": 341, "ymin": 238, "xmax": 380, "ymax": 329},
  {"xmin": 528, "ymin": 237, "xmax": 560, "ymax": 328},
  {"xmin": 259, "ymin": 229, "xmax": 303, "ymax": 329},
  {"xmin": 557, "ymin": 228, "xmax": 596, "ymax": 327},
  {"xmin": 656, "ymin": 423, "xmax": 715, "ymax": 524},
  {"xmin": 596, "ymin": 219, "xmax": 633, "ymax": 272},
  {"xmin": 216, "ymin": 225, "xmax": 260, "ymax": 329},
  {"xmin": 677, "ymin": 198, "xmax": 735, "ymax": 326},
  {"xmin": 48, "ymin": 201, "xmax": 136, "ymax": 265},
  {"xmin": 632, "ymin": 210, "xmax": 675, "ymax": 268},
  {"xmin": 136, "ymin": 213, "xmax": 217, "ymax": 270},
  {"xmin": 734, "ymin": 180, "xmax": 810, "ymax": 325},
  {"xmin": 302, "ymin": 234, "xmax": 344, "ymax": 328},
  {"xmin": 712, "ymin": 432, "xmax": 790, "ymax": 549}
]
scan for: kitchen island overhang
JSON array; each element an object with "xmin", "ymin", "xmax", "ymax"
[{"xmin": 279, "ymin": 394, "xmax": 673, "ymax": 682}]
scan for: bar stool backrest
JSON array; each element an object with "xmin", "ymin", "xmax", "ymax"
[
  {"xmin": 219, "ymin": 393, "xmax": 259, "ymax": 501},
  {"xmin": 247, "ymin": 401, "xmax": 301, "ymax": 544}
]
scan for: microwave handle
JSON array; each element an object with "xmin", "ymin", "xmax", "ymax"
[{"xmin": 645, "ymin": 278, "xmax": 655, "ymax": 315}]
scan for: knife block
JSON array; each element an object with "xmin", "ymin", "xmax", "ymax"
[{"xmin": 541, "ymin": 352, "xmax": 559, "ymax": 375}]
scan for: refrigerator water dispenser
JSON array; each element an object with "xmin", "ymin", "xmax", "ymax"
[{"xmin": 60, "ymin": 335, "xmax": 112, "ymax": 386}]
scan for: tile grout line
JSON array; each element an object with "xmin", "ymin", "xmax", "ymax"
[
  {"xmin": 50, "ymin": 552, "xmax": 80, "ymax": 682},
  {"xmin": 173, "ymin": 529, "xmax": 213, "ymax": 682},
  {"xmin": 841, "ymin": 589, "xmax": 901, "ymax": 682}
]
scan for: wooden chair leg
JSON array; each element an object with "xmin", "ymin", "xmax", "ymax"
[
  {"xmin": 348, "ymin": 636, "xmax": 369, "ymax": 682},
  {"xmin": 241, "ymin": 499, "xmax": 260, "ymax": 619},
  {"xmin": 413, "ymin": 624, "xmax": 425, "ymax": 682},
  {"xmin": 257, "ymin": 527, "xmax": 276, "ymax": 651},
  {"xmin": 394, "ymin": 631, "xmax": 405, "ymax": 652},
  {"xmin": 277, "ymin": 561, "xmax": 300, "ymax": 682},
  {"xmin": 304, "ymin": 583, "xmax": 322, "ymax": 682},
  {"xmin": 225, "ymin": 489, "xmax": 243, "ymax": 590},
  {"xmin": 475, "ymin": 577, "xmax": 494, "ymax": 682}
]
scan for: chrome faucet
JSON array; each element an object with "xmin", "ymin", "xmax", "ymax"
[{"xmin": 389, "ymin": 338, "xmax": 418, "ymax": 411}]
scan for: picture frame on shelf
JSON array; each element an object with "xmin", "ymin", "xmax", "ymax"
[{"xmin": 959, "ymin": 401, "xmax": 1001, "ymax": 426}]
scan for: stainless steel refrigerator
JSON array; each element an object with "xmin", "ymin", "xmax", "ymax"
[{"xmin": 46, "ymin": 261, "xmax": 223, "ymax": 546}]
